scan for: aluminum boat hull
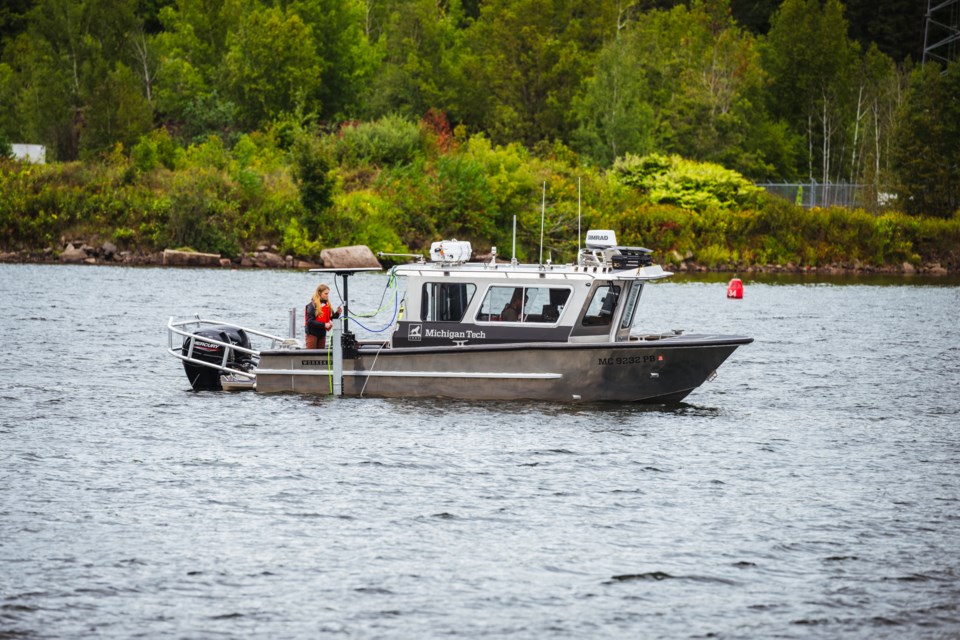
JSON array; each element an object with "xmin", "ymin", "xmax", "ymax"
[{"xmin": 336, "ymin": 334, "xmax": 749, "ymax": 403}]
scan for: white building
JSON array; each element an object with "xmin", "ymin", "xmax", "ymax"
[{"xmin": 11, "ymin": 144, "xmax": 46, "ymax": 164}]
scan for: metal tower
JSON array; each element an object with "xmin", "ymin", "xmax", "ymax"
[{"xmin": 924, "ymin": 0, "xmax": 960, "ymax": 64}]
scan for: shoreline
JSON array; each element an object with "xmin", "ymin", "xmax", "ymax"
[{"xmin": 0, "ymin": 244, "xmax": 955, "ymax": 276}]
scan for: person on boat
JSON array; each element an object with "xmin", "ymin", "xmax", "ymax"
[
  {"xmin": 501, "ymin": 289, "xmax": 525, "ymax": 322},
  {"xmin": 305, "ymin": 283, "xmax": 342, "ymax": 349}
]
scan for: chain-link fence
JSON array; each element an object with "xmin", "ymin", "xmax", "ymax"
[{"xmin": 757, "ymin": 181, "xmax": 871, "ymax": 209}]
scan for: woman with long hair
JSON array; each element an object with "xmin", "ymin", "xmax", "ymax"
[{"xmin": 305, "ymin": 283, "xmax": 342, "ymax": 349}]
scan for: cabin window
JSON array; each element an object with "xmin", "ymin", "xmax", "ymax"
[
  {"xmin": 421, "ymin": 282, "xmax": 476, "ymax": 322},
  {"xmin": 581, "ymin": 284, "xmax": 621, "ymax": 326},
  {"xmin": 619, "ymin": 283, "xmax": 643, "ymax": 329},
  {"xmin": 476, "ymin": 286, "xmax": 571, "ymax": 323}
]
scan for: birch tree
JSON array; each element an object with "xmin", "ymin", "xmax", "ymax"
[{"xmin": 764, "ymin": 0, "xmax": 859, "ymax": 191}]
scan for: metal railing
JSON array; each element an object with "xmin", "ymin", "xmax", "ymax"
[{"xmin": 167, "ymin": 315, "xmax": 296, "ymax": 379}]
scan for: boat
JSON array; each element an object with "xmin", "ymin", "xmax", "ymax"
[{"xmin": 167, "ymin": 230, "xmax": 752, "ymax": 403}]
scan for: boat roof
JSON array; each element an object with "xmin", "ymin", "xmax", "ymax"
[{"xmin": 393, "ymin": 260, "xmax": 673, "ymax": 282}]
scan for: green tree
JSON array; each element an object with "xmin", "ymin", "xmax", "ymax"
[
  {"xmin": 156, "ymin": 0, "xmax": 240, "ymax": 75},
  {"xmin": 81, "ymin": 63, "xmax": 153, "ymax": 157},
  {"xmin": 0, "ymin": 0, "xmax": 35, "ymax": 53},
  {"xmin": 0, "ymin": 63, "xmax": 17, "ymax": 143},
  {"xmin": 730, "ymin": 0, "xmax": 780, "ymax": 34},
  {"xmin": 764, "ymin": 0, "xmax": 861, "ymax": 185},
  {"xmin": 362, "ymin": 0, "xmax": 464, "ymax": 121},
  {"xmin": 578, "ymin": 1, "xmax": 796, "ymax": 178},
  {"xmin": 223, "ymin": 6, "xmax": 322, "ymax": 129},
  {"xmin": 891, "ymin": 62, "xmax": 960, "ymax": 218},
  {"xmin": 290, "ymin": 0, "xmax": 379, "ymax": 121},
  {"xmin": 848, "ymin": 44, "xmax": 900, "ymax": 209},
  {"xmin": 458, "ymin": 0, "xmax": 619, "ymax": 146},
  {"xmin": 153, "ymin": 0, "xmax": 242, "ymax": 137},
  {"xmin": 292, "ymin": 133, "xmax": 336, "ymax": 238},
  {"xmin": 12, "ymin": 0, "xmax": 143, "ymax": 159},
  {"xmin": 844, "ymin": 0, "xmax": 925, "ymax": 63},
  {"xmin": 572, "ymin": 32, "xmax": 656, "ymax": 167}
]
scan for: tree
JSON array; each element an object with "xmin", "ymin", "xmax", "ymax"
[
  {"xmin": 764, "ymin": 0, "xmax": 860, "ymax": 186},
  {"xmin": 848, "ymin": 44, "xmax": 901, "ymax": 209},
  {"xmin": 572, "ymin": 31, "xmax": 656, "ymax": 166},
  {"xmin": 844, "ymin": 0, "xmax": 925, "ymax": 63},
  {"xmin": 292, "ymin": 133, "xmax": 336, "ymax": 238},
  {"xmin": 729, "ymin": 0, "xmax": 780, "ymax": 34},
  {"xmin": 577, "ymin": 1, "xmax": 797, "ymax": 178},
  {"xmin": 891, "ymin": 62, "xmax": 960, "ymax": 218},
  {"xmin": 0, "ymin": 63, "xmax": 17, "ymax": 143},
  {"xmin": 457, "ymin": 0, "xmax": 620, "ymax": 146},
  {"xmin": 0, "ymin": 0, "xmax": 35, "ymax": 54},
  {"xmin": 362, "ymin": 0, "xmax": 464, "ymax": 121},
  {"xmin": 153, "ymin": 0, "xmax": 242, "ymax": 137},
  {"xmin": 223, "ymin": 6, "xmax": 322, "ymax": 129},
  {"xmin": 291, "ymin": 0, "xmax": 379, "ymax": 121},
  {"xmin": 81, "ymin": 63, "xmax": 153, "ymax": 157},
  {"xmin": 13, "ymin": 0, "xmax": 142, "ymax": 159}
]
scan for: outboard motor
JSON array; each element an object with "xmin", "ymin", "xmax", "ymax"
[{"xmin": 181, "ymin": 325, "xmax": 255, "ymax": 391}]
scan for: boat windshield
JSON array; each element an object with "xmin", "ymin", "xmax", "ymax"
[{"xmin": 582, "ymin": 284, "xmax": 621, "ymax": 326}]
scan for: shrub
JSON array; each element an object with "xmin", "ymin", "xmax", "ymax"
[
  {"xmin": 334, "ymin": 115, "xmax": 425, "ymax": 168},
  {"xmin": 612, "ymin": 153, "xmax": 763, "ymax": 211},
  {"xmin": 328, "ymin": 190, "xmax": 406, "ymax": 254}
]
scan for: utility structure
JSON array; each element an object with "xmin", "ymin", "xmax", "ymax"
[{"xmin": 924, "ymin": 0, "xmax": 960, "ymax": 64}]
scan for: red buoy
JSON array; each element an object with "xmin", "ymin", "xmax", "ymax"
[{"xmin": 726, "ymin": 278, "xmax": 744, "ymax": 299}]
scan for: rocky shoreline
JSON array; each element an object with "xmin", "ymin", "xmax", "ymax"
[
  {"xmin": 0, "ymin": 240, "xmax": 955, "ymax": 276},
  {"xmin": 0, "ymin": 241, "xmax": 382, "ymax": 270}
]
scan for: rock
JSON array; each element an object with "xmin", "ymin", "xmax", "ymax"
[
  {"xmin": 927, "ymin": 263, "xmax": 948, "ymax": 276},
  {"xmin": 219, "ymin": 258, "xmax": 232, "ymax": 268},
  {"xmin": 162, "ymin": 248, "xmax": 221, "ymax": 267},
  {"xmin": 901, "ymin": 261, "xmax": 916, "ymax": 275},
  {"xmin": 60, "ymin": 243, "xmax": 86, "ymax": 263},
  {"xmin": 320, "ymin": 245, "xmax": 382, "ymax": 269},
  {"xmin": 101, "ymin": 241, "xmax": 117, "ymax": 260},
  {"xmin": 294, "ymin": 259, "xmax": 320, "ymax": 269},
  {"xmin": 253, "ymin": 251, "xmax": 286, "ymax": 268}
]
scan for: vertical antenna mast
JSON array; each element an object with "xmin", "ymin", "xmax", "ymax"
[
  {"xmin": 511, "ymin": 215, "xmax": 517, "ymax": 264},
  {"xmin": 577, "ymin": 176, "xmax": 582, "ymax": 256},
  {"xmin": 539, "ymin": 182, "xmax": 546, "ymax": 265}
]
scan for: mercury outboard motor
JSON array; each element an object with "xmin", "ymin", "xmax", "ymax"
[{"xmin": 181, "ymin": 325, "xmax": 255, "ymax": 391}]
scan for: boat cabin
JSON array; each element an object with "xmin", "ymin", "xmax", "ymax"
[{"xmin": 390, "ymin": 231, "xmax": 670, "ymax": 348}]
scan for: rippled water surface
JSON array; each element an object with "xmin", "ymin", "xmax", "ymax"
[{"xmin": 2, "ymin": 264, "xmax": 959, "ymax": 638}]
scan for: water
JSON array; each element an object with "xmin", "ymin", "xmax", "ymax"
[{"xmin": 2, "ymin": 264, "xmax": 959, "ymax": 638}]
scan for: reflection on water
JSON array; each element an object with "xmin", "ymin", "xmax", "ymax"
[{"xmin": 1, "ymin": 263, "xmax": 959, "ymax": 638}]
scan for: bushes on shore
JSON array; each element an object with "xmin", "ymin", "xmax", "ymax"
[{"xmin": 1, "ymin": 117, "xmax": 958, "ymax": 272}]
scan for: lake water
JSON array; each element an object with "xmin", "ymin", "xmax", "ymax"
[{"xmin": 2, "ymin": 263, "xmax": 959, "ymax": 638}]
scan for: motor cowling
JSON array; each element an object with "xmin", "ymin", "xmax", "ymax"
[{"xmin": 181, "ymin": 325, "xmax": 254, "ymax": 390}]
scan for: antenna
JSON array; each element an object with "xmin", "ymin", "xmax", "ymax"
[
  {"xmin": 511, "ymin": 215, "xmax": 517, "ymax": 264},
  {"xmin": 577, "ymin": 176, "xmax": 582, "ymax": 256},
  {"xmin": 539, "ymin": 181, "xmax": 545, "ymax": 265}
]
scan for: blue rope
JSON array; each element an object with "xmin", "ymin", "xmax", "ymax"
[{"xmin": 345, "ymin": 287, "xmax": 400, "ymax": 334}]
